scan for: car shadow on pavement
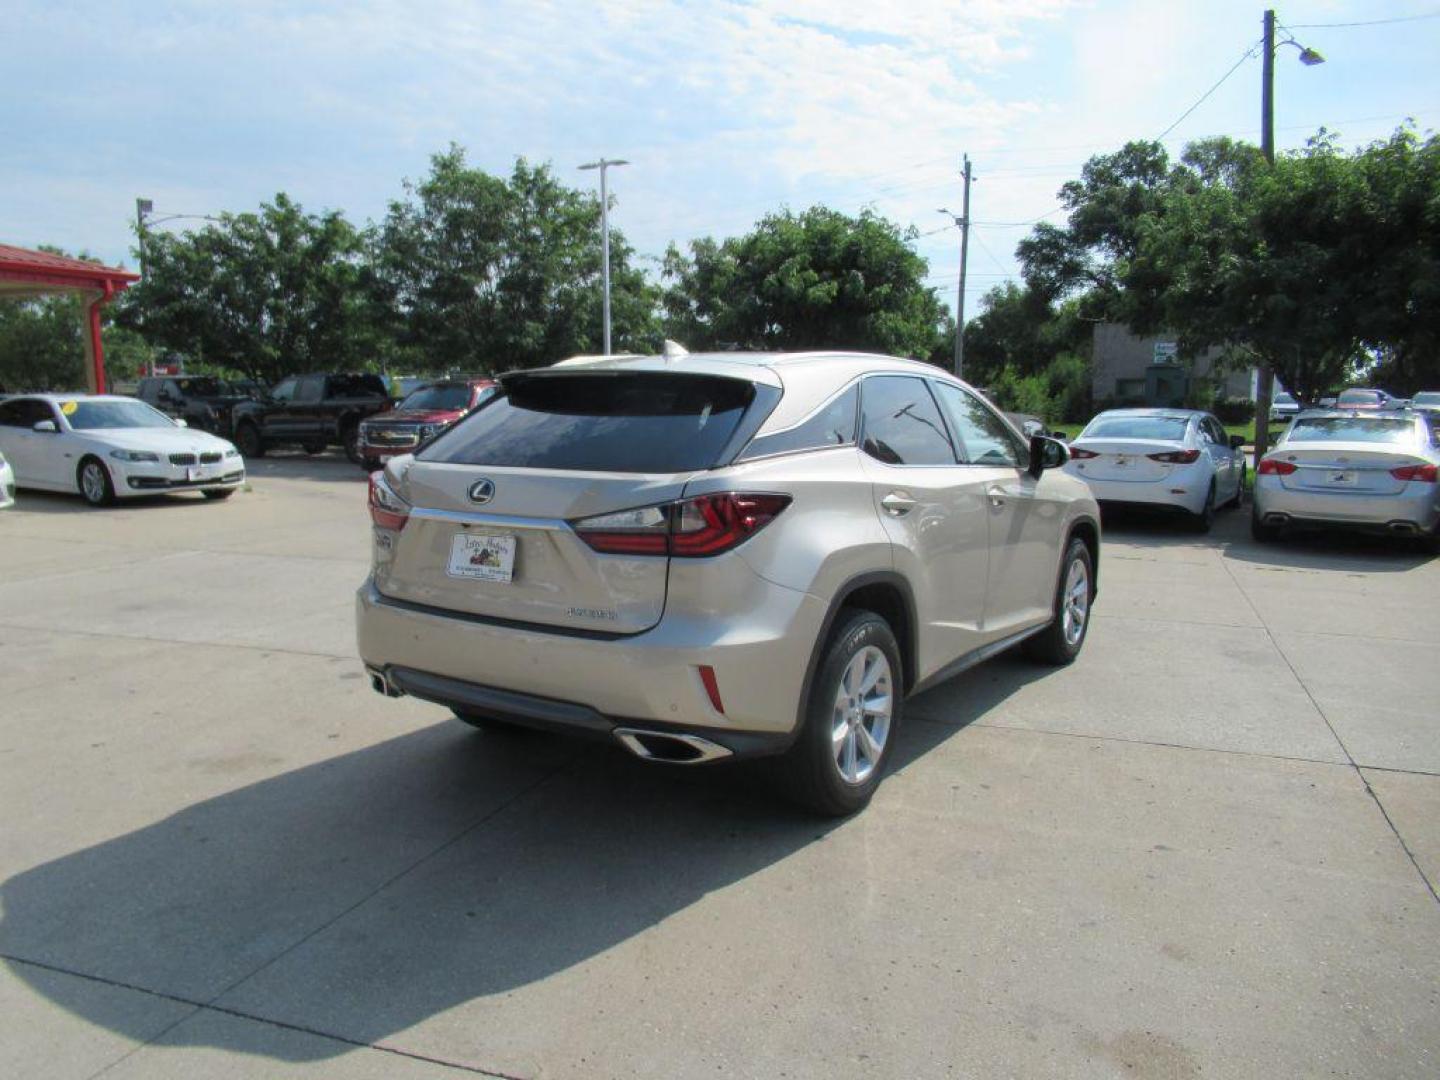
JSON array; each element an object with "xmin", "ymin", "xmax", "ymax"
[
  {"xmin": 0, "ymin": 660, "xmax": 1044, "ymax": 1064},
  {"xmin": 1221, "ymin": 527, "xmax": 1435, "ymax": 574}
]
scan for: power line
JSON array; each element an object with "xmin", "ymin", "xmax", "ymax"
[
  {"xmin": 1286, "ymin": 10, "xmax": 1440, "ymax": 28},
  {"xmin": 1155, "ymin": 40, "xmax": 1263, "ymax": 142}
]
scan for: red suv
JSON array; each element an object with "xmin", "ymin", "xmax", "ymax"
[{"xmin": 357, "ymin": 378, "xmax": 497, "ymax": 470}]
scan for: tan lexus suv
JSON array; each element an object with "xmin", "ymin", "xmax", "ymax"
[{"xmin": 357, "ymin": 352, "xmax": 1100, "ymax": 814}]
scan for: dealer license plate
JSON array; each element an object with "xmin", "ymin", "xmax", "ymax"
[{"xmin": 447, "ymin": 533, "xmax": 516, "ymax": 583}]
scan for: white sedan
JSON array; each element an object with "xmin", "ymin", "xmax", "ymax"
[
  {"xmin": 1063, "ymin": 408, "xmax": 1246, "ymax": 531},
  {"xmin": 0, "ymin": 446, "xmax": 14, "ymax": 509},
  {"xmin": 0, "ymin": 394, "xmax": 245, "ymax": 507}
]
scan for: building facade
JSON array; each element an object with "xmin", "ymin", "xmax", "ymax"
[{"xmin": 1092, "ymin": 323, "xmax": 1253, "ymax": 407}]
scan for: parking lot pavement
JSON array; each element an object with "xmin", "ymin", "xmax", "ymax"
[{"xmin": 1, "ymin": 465, "xmax": 1437, "ymax": 1079}]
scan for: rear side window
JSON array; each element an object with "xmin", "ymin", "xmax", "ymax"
[
  {"xmin": 860, "ymin": 376, "xmax": 956, "ymax": 466},
  {"xmin": 422, "ymin": 373, "xmax": 756, "ymax": 473},
  {"xmin": 739, "ymin": 385, "xmax": 857, "ymax": 461},
  {"xmin": 1286, "ymin": 418, "xmax": 1416, "ymax": 445}
]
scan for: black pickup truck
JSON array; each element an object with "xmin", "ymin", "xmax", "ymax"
[
  {"xmin": 232, "ymin": 373, "xmax": 392, "ymax": 463},
  {"xmin": 136, "ymin": 376, "xmax": 256, "ymax": 438}
]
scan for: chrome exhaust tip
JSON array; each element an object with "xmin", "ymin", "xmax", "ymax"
[
  {"xmin": 613, "ymin": 727, "xmax": 733, "ymax": 765},
  {"xmin": 367, "ymin": 666, "xmax": 403, "ymax": 698}
]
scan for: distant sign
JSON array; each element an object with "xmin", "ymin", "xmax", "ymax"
[{"xmin": 1153, "ymin": 341, "xmax": 1179, "ymax": 363}]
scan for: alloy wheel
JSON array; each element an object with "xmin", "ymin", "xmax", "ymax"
[
  {"xmin": 830, "ymin": 645, "xmax": 893, "ymax": 785},
  {"xmin": 1062, "ymin": 556, "xmax": 1090, "ymax": 646}
]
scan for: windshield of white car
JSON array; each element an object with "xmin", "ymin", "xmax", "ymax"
[
  {"xmin": 1286, "ymin": 417, "xmax": 1415, "ymax": 444},
  {"xmin": 64, "ymin": 401, "xmax": 178, "ymax": 430},
  {"xmin": 1081, "ymin": 416, "xmax": 1190, "ymax": 441},
  {"xmin": 399, "ymin": 384, "xmax": 473, "ymax": 411},
  {"xmin": 1274, "ymin": 393, "xmax": 1296, "ymax": 405},
  {"xmin": 1411, "ymin": 391, "xmax": 1440, "ymax": 405}
]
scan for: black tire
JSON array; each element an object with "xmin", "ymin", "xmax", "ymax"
[
  {"xmin": 342, "ymin": 423, "xmax": 362, "ymax": 465},
  {"xmin": 778, "ymin": 610, "xmax": 903, "ymax": 817},
  {"xmin": 76, "ymin": 457, "xmax": 115, "ymax": 507},
  {"xmin": 362, "ymin": 457, "xmax": 382, "ymax": 473},
  {"xmin": 1191, "ymin": 480, "xmax": 1216, "ymax": 533},
  {"xmin": 201, "ymin": 488, "xmax": 235, "ymax": 500},
  {"xmin": 1250, "ymin": 506, "xmax": 1280, "ymax": 543},
  {"xmin": 1225, "ymin": 463, "xmax": 1246, "ymax": 509},
  {"xmin": 234, "ymin": 422, "xmax": 265, "ymax": 458},
  {"xmin": 302, "ymin": 441, "xmax": 326, "ymax": 455},
  {"xmin": 1024, "ymin": 536, "xmax": 1094, "ymax": 666}
]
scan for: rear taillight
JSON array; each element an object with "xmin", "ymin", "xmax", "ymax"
[
  {"xmin": 1391, "ymin": 462, "xmax": 1438, "ymax": 482},
  {"xmin": 573, "ymin": 492, "xmax": 792, "ymax": 557},
  {"xmin": 1147, "ymin": 449, "xmax": 1201, "ymax": 464},
  {"xmin": 1257, "ymin": 457, "xmax": 1297, "ymax": 475},
  {"xmin": 368, "ymin": 472, "xmax": 410, "ymax": 530},
  {"xmin": 1068, "ymin": 447, "xmax": 1099, "ymax": 460}
]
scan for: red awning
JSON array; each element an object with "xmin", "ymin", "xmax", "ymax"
[{"xmin": 1, "ymin": 243, "xmax": 141, "ymax": 392}]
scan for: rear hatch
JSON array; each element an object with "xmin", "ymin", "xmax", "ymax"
[
  {"xmin": 375, "ymin": 369, "xmax": 772, "ymax": 634},
  {"xmin": 1071, "ymin": 415, "xmax": 1195, "ymax": 483}
]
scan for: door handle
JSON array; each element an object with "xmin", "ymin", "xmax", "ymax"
[
  {"xmin": 987, "ymin": 486, "xmax": 1007, "ymax": 508},
  {"xmin": 881, "ymin": 491, "xmax": 916, "ymax": 516}
]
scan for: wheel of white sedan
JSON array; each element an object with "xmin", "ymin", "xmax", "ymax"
[
  {"xmin": 1191, "ymin": 480, "xmax": 1216, "ymax": 533},
  {"xmin": 77, "ymin": 457, "xmax": 115, "ymax": 507}
]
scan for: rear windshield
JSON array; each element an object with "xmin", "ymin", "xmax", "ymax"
[
  {"xmin": 1286, "ymin": 417, "xmax": 1416, "ymax": 445},
  {"xmin": 1337, "ymin": 389, "xmax": 1382, "ymax": 405},
  {"xmin": 1081, "ymin": 415, "xmax": 1190, "ymax": 441},
  {"xmin": 1412, "ymin": 391, "xmax": 1440, "ymax": 406},
  {"xmin": 421, "ymin": 373, "xmax": 755, "ymax": 473},
  {"xmin": 400, "ymin": 384, "xmax": 473, "ymax": 411}
]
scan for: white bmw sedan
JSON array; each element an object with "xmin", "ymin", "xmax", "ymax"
[
  {"xmin": 1063, "ymin": 408, "xmax": 1246, "ymax": 531},
  {"xmin": 0, "ymin": 394, "xmax": 245, "ymax": 507}
]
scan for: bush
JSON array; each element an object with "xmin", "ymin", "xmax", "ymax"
[
  {"xmin": 986, "ymin": 353, "xmax": 1092, "ymax": 423},
  {"xmin": 1212, "ymin": 397, "xmax": 1255, "ymax": 424}
]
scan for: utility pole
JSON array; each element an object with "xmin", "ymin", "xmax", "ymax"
[
  {"xmin": 957, "ymin": 154, "xmax": 972, "ymax": 380},
  {"xmin": 1254, "ymin": 9, "xmax": 1277, "ymax": 460},
  {"xmin": 578, "ymin": 158, "xmax": 629, "ymax": 355},
  {"xmin": 938, "ymin": 154, "xmax": 973, "ymax": 379}
]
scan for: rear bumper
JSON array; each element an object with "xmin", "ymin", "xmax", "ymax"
[
  {"xmin": 1068, "ymin": 470, "xmax": 1209, "ymax": 515},
  {"xmin": 1253, "ymin": 478, "xmax": 1440, "ymax": 533},
  {"xmin": 366, "ymin": 663, "xmax": 791, "ymax": 760},
  {"xmin": 355, "ymin": 568, "xmax": 828, "ymax": 745}
]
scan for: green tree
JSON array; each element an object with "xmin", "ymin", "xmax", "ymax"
[
  {"xmin": 661, "ymin": 207, "xmax": 950, "ymax": 359},
  {"xmin": 370, "ymin": 148, "xmax": 660, "ymax": 370},
  {"xmin": 0, "ymin": 247, "xmax": 156, "ymax": 392},
  {"xmin": 1016, "ymin": 129, "xmax": 1440, "ymax": 403},
  {"xmin": 120, "ymin": 194, "xmax": 372, "ymax": 384},
  {"xmin": 963, "ymin": 281, "xmax": 1092, "ymax": 386}
]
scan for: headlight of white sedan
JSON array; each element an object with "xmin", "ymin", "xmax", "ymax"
[
  {"xmin": 110, "ymin": 449, "xmax": 160, "ymax": 463},
  {"xmin": 223, "ymin": 446, "xmax": 241, "ymax": 458}
]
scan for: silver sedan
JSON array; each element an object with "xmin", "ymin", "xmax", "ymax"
[{"xmin": 1252, "ymin": 410, "xmax": 1440, "ymax": 550}]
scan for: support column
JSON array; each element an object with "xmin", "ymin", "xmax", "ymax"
[{"xmin": 82, "ymin": 282, "xmax": 113, "ymax": 394}]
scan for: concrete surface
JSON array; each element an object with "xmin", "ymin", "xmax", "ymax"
[{"xmin": 1, "ymin": 456, "xmax": 1437, "ymax": 1079}]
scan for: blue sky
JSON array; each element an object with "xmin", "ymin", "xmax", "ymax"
[{"xmin": 4, "ymin": 1, "xmax": 1438, "ymax": 320}]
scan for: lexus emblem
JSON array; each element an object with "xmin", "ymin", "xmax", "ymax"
[{"xmin": 467, "ymin": 478, "xmax": 496, "ymax": 505}]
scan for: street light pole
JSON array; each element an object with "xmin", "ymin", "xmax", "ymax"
[
  {"xmin": 1255, "ymin": 9, "xmax": 1277, "ymax": 460},
  {"xmin": 135, "ymin": 198, "xmax": 153, "ymax": 280},
  {"xmin": 578, "ymin": 158, "xmax": 629, "ymax": 355},
  {"xmin": 1254, "ymin": 9, "xmax": 1324, "ymax": 460}
]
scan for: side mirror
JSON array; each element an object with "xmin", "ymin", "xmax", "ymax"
[
  {"xmin": 1229, "ymin": 434, "xmax": 1246, "ymax": 450},
  {"xmin": 32, "ymin": 420, "xmax": 58, "ymax": 433},
  {"xmin": 1028, "ymin": 434, "xmax": 1070, "ymax": 478}
]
